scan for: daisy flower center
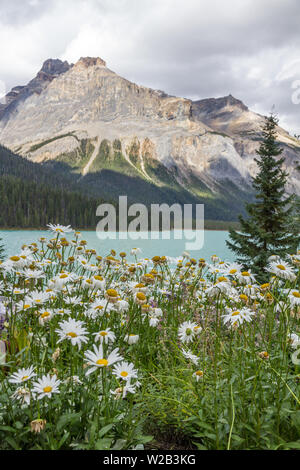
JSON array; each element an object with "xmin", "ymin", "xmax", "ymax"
[
  {"xmin": 230, "ymin": 269, "xmax": 237, "ymax": 274},
  {"xmin": 186, "ymin": 328, "xmax": 192, "ymax": 335},
  {"xmin": 120, "ymin": 371, "xmax": 128, "ymax": 377},
  {"xmin": 10, "ymin": 256, "xmax": 20, "ymax": 262},
  {"xmin": 106, "ymin": 289, "xmax": 118, "ymax": 297},
  {"xmin": 67, "ymin": 332, "xmax": 78, "ymax": 338},
  {"xmin": 41, "ymin": 312, "xmax": 50, "ymax": 318},
  {"xmin": 96, "ymin": 359, "xmax": 108, "ymax": 366},
  {"xmin": 232, "ymin": 311, "xmax": 240, "ymax": 316},
  {"xmin": 136, "ymin": 292, "xmax": 146, "ymax": 301},
  {"xmin": 242, "ymin": 271, "xmax": 250, "ymax": 277},
  {"xmin": 276, "ymin": 265, "xmax": 286, "ymax": 271},
  {"xmin": 100, "ymin": 331, "xmax": 107, "ymax": 336},
  {"xmin": 43, "ymin": 386, "xmax": 52, "ymax": 393},
  {"xmin": 21, "ymin": 375, "xmax": 29, "ymax": 381},
  {"xmin": 195, "ymin": 370, "xmax": 203, "ymax": 377},
  {"xmin": 292, "ymin": 292, "xmax": 300, "ymax": 298}
]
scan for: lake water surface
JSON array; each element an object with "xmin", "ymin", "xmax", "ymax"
[{"xmin": 0, "ymin": 230, "xmax": 235, "ymax": 262}]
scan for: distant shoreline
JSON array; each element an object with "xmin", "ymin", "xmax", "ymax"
[
  {"xmin": 0, "ymin": 227, "xmax": 236, "ymax": 232},
  {"xmin": 0, "ymin": 220, "xmax": 240, "ymax": 232}
]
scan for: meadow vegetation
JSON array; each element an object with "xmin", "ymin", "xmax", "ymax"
[{"xmin": 0, "ymin": 225, "xmax": 299, "ymax": 450}]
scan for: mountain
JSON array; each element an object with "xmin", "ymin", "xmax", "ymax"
[{"xmin": 0, "ymin": 56, "xmax": 299, "ymax": 222}]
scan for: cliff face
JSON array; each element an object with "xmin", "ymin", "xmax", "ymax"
[
  {"xmin": 0, "ymin": 59, "xmax": 72, "ymax": 120},
  {"xmin": 0, "ymin": 56, "xmax": 299, "ymax": 204}
]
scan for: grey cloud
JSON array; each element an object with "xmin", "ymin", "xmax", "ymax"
[
  {"xmin": 0, "ymin": 0, "xmax": 299, "ymax": 134},
  {"xmin": 0, "ymin": 0, "xmax": 52, "ymax": 25}
]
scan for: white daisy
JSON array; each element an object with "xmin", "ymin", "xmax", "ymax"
[
  {"xmin": 130, "ymin": 248, "xmax": 142, "ymax": 256},
  {"xmin": 9, "ymin": 365, "xmax": 36, "ymax": 384},
  {"xmin": 22, "ymin": 269, "xmax": 45, "ymax": 280},
  {"xmin": 53, "ymin": 272, "xmax": 76, "ymax": 288},
  {"xmin": 111, "ymin": 379, "xmax": 141, "ymax": 399},
  {"xmin": 12, "ymin": 288, "xmax": 26, "ymax": 295},
  {"xmin": 236, "ymin": 270, "xmax": 256, "ymax": 285},
  {"xmin": 178, "ymin": 321, "xmax": 197, "ymax": 344},
  {"xmin": 32, "ymin": 374, "xmax": 60, "ymax": 399},
  {"xmin": 64, "ymin": 375, "xmax": 83, "ymax": 386},
  {"xmin": 205, "ymin": 279, "xmax": 231, "ymax": 297},
  {"xmin": 289, "ymin": 333, "xmax": 300, "ymax": 349},
  {"xmin": 124, "ymin": 334, "xmax": 139, "ymax": 345},
  {"xmin": 56, "ymin": 318, "xmax": 88, "ymax": 349},
  {"xmin": 222, "ymin": 308, "xmax": 255, "ymax": 327},
  {"xmin": 91, "ymin": 275, "xmax": 106, "ymax": 290},
  {"xmin": 181, "ymin": 348, "xmax": 199, "ymax": 365},
  {"xmin": 266, "ymin": 260, "xmax": 296, "ymax": 281},
  {"xmin": 86, "ymin": 299, "xmax": 111, "ymax": 318},
  {"xmin": 94, "ymin": 328, "xmax": 116, "ymax": 344},
  {"xmin": 117, "ymin": 299, "xmax": 129, "ymax": 312},
  {"xmin": 11, "ymin": 386, "xmax": 33, "ymax": 405},
  {"xmin": 47, "ymin": 224, "xmax": 73, "ymax": 234},
  {"xmin": 25, "ymin": 290, "xmax": 50, "ymax": 306},
  {"xmin": 288, "ymin": 290, "xmax": 300, "ymax": 306},
  {"xmin": 193, "ymin": 370, "xmax": 204, "ymax": 382},
  {"xmin": 84, "ymin": 344, "xmax": 123, "ymax": 376},
  {"xmin": 38, "ymin": 309, "xmax": 55, "ymax": 326},
  {"xmin": 148, "ymin": 316, "xmax": 160, "ymax": 327},
  {"xmin": 112, "ymin": 361, "xmax": 138, "ymax": 381}
]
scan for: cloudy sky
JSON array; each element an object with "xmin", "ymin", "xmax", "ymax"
[{"xmin": 0, "ymin": 0, "xmax": 299, "ymax": 134}]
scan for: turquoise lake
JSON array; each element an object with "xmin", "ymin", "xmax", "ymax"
[{"xmin": 0, "ymin": 230, "xmax": 235, "ymax": 262}]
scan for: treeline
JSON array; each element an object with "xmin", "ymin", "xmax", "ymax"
[
  {"xmin": 0, "ymin": 175, "xmax": 102, "ymax": 228},
  {"xmin": 0, "ymin": 144, "xmax": 77, "ymax": 189}
]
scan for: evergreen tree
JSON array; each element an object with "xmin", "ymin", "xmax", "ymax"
[
  {"xmin": 0, "ymin": 238, "xmax": 4, "ymax": 260},
  {"xmin": 227, "ymin": 113, "xmax": 299, "ymax": 279},
  {"xmin": 294, "ymin": 158, "xmax": 300, "ymax": 229}
]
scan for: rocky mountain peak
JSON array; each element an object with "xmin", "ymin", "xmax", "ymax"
[
  {"xmin": 0, "ymin": 58, "xmax": 72, "ymax": 119},
  {"xmin": 74, "ymin": 57, "xmax": 107, "ymax": 69},
  {"xmin": 193, "ymin": 94, "xmax": 248, "ymax": 115},
  {"xmin": 0, "ymin": 56, "xmax": 299, "ymax": 202},
  {"xmin": 30, "ymin": 59, "xmax": 72, "ymax": 89},
  {"xmin": 40, "ymin": 58, "xmax": 71, "ymax": 75}
]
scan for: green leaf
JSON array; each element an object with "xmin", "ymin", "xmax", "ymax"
[
  {"xmin": 136, "ymin": 435, "xmax": 153, "ymax": 444},
  {"xmin": 112, "ymin": 439, "xmax": 127, "ymax": 450},
  {"xmin": 98, "ymin": 423, "xmax": 115, "ymax": 438},
  {"xmin": 5, "ymin": 436, "xmax": 20, "ymax": 450},
  {"xmin": 57, "ymin": 412, "xmax": 81, "ymax": 431},
  {"xmin": 0, "ymin": 425, "xmax": 16, "ymax": 432},
  {"xmin": 282, "ymin": 441, "xmax": 300, "ymax": 450},
  {"xmin": 95, "ymin": 438, "xmax": 113, "ymax": 450},
  {"xmin": 57, "ymin": 431, "xmax": 70, "ymax": 449}
]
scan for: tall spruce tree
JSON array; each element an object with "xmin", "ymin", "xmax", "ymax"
[
  {"xmin": 227, "ymin": 113, "xmax": 299, "ymax": 278},
  {"xmin": 295, "ymin": 158, "xmax": 300, "ymax": 229},
  {"xmin": 0, "ymin": 238, "xmax": 4, "ymax": 260}
]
